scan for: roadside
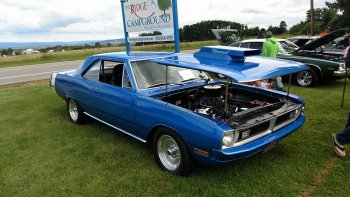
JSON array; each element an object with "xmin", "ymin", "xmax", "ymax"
[
  {"xmin": 0, "ymin": 49, "xmax": 199, "ymax": 86},
  {"xmin": 0, "ymin": 60, "xmax": 83, "ymax": 86},
  {"xmin": 0, "ymin": 40, "xmax": 217, "ymax": 69}
]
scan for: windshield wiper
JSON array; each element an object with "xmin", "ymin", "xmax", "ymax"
[
  {"xmin": 181, "ymin": 77, "xmax": 211, "ymax": 84},
  {"xmin": 181, "ymin": 77, "xmax": 205, "ymax": 83},
  {"xmin": 148, "ymin": 82, "xmax": 183, "ymax": 88}
]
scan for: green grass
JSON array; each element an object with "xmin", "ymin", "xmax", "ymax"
[
  {"xmin": 1, "ymin": 81, "xmax": 350, "ymax": 196},
  {"xmin": 0, "ymin": 40, "xmax": 218, "ymax": 68}
]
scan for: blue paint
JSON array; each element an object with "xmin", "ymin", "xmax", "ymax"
[{"xmin": 53, "ymin": 47, "xmax": 307, "ymax": 166}]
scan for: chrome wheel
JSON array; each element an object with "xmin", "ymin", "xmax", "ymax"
[
  {"xmin": 157, "ymin": 135, "xmax": 181, "ymax": 171},
  {"xmin": 68, "ymin": 100, "xmax": 79, "ymax": 121},
  {"xmin": 297, "ymin": 71, "xmax": 312, "ymax": 86}
]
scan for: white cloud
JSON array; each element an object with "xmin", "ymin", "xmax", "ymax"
[{"xmin": 0, "ymin": 0, "xmax": 334, "ymax": 42}]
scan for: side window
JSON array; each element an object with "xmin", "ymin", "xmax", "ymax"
[
  {"xmin": 84, "ymin": 60, "xmax": 101, "ymax": 81},
  {"xmin": 240, "ymin": 42, "xmax": 250, "ymax": 48},
  {"xmin": 83, "ymin": 60, "xmax": 132, "ymax": 90},
  {"xmin": 249, "ymin": 42, "xmax": 263, "ymax": 50},
  {"xmin": 122, "ymin": 66, "xmax": 132, "ymax": 89}
]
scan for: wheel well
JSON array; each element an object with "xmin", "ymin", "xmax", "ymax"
[
  {"xmin": 146, "ymin": 125, "xmax": 182, "ymax": 146},
  {"xmin": 307, "ymin": 65, "xmax": 323, "ymax": 79},
  {"xmin": 147, "ymin": 125, "xmax": 167, "ymax": 146}
]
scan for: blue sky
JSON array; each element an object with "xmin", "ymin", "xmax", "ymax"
[{"xmin": 0, "ymin": 0, "xmax": 332, "ymax": 42}]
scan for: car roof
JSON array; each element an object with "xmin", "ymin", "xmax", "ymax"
[
  {"xmin": 240, "ymin": 39, "xmax": 287, "ymax": 43},
  {"xmin": 288, "ymin": 36, "xmax": 319, "ymax": 40},
  {"xmin": 80, "ymin": 46, "xmax": 308, "ymax": 83}
]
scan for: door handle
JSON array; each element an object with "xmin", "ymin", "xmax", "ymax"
[{"xmin": 90, "ymin": 87, "xmax": 99, "ymax": 92}]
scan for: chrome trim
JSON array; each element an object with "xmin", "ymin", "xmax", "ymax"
[
  {"xmin": 234, "ymin": 104, "xmax": 302, "ymax": 131},
  {"xmin": 334, "ymin": 68, "xmax": 350, "ymax": 77},
  {"xmin": 232, "ymin": 129, "xmax": 272, "ymax": 147},
  {"xmin": 83, "ymin": 112, "xmax": 146, "ymax": 143},
  {"xmin": 273, "ymin": 112, "xmax": 299, "ymax": 131},
  {"xmin": 227, "ymin": 104, "xmax": 302, "ymax": 148},
  {"xmin": 50, "ymin": 73, "xmax": 57, "ymax": 87},
  {"xmin": 50, "ymin": 73, "xmax": 57, "ymax": 91}
]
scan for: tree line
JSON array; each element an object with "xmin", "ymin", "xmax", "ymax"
[
  {"xmin": 290, "ymin": 0, "xmax": 350, "ymax": 34},
  {"xmin": 178, "ymin": 20, "xmax": 288, "ymax": 42}
]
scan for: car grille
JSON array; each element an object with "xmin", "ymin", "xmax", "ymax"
[
  {"xmin": 235, "ymin": 106, "xmax": 301, "ymax": 144},
  {"xmin": 275, "ymin": 112, "xmax": 292, "ymax": 125},
  {"xmin": 238, "ymin": 121, "xmax": 270, "ymax": 141}
]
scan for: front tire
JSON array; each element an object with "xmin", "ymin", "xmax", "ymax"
[
  {"xmin": 294, "ymin": 69, "xmax": 319, "ymax": 87},
  {"xmin": 67, "ymin": 98, "xmax": 86, "ymax": 124},
  {"xmin": 152, "ymin": 128, "xmax": 194, "ymax": 176}
]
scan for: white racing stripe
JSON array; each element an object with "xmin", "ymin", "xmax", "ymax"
[{"xmin": 0, "ymin": 70, "xmax": 68, "ymax": 80}]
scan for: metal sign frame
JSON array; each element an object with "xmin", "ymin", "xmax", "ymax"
[{"xmin": 120, "ymin": 0, "xmax": 180, "ymax": 55}]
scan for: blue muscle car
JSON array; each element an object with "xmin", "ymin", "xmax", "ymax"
[{"xmin": 51, "ymin": 46, "xmax": 308, "ymax": 176}]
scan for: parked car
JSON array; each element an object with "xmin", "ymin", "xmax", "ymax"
[
  {"xmin": 51, "ymin": 46, "xmax": 307, "ymax": 176},
  {"xmin": 287, "ymin": 36, "xmax": 319, "ymax": 47},
  {"xmin": 229, "ymin": 29, "xmax": 348, "ymax": 87},
  {"xmin": 288, "ymin": 33, "xmax": 349, "ymax": 57}
]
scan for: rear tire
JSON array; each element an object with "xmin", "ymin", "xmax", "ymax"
[
  {"xmin": 67, "ymin": 98, "xmax": 86, "ymax": 124},
  {"xmin": 294, "ymin": 68, "xmax": 319, "ymax": 87},
  {"xmin": 152, "ymin": 128, "xmax": 194, "ymax": 176}
]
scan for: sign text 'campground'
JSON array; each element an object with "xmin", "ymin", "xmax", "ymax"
[{"xmin": 123, "ymin": 0, "xmax": 174, "ymax": 32}]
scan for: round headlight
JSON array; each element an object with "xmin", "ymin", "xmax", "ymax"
[
  {"xmin": 339, "ymin": 63, "xmax": 346, "ymax": 70},
  {"xmin": 222, "ymin": 131, "xmax": 235, "ymax": 147}
]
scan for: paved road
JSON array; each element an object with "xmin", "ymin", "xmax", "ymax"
[
  {"xmin": 0, "ymin": 60, "xmax": 84, "ymax": 86},
  {"xmin": 0, "ymin": 50, "xmax": 198, "ymax": 86}
]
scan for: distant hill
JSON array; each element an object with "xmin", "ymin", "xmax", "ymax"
[{"xmin": 0, "ymin": 38, "xmax": 125, "ymax": 49}]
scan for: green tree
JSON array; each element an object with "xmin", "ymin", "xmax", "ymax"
[
  {"xmin": 157, "ymin": 0, "xmax": 171, "ymax": 15},
  {"xmin": 279, "ymin": 21, "xmax": 287, "ymax": 33},
  {"xmin": 95, "ymin": 42, "xmax": 101, "ymax": 49},
  {"xmin": 338, "ymin": 0, "xmax": 350, "ymax": 27},
  {"xmin": 139, "ymin": 31, "xmax": 162, "ymax": 36}
]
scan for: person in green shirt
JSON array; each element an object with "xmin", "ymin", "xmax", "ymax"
[
  {"xmin": 262, "ymin": 31, "xmax": 279, "ymax": 58},
  {"xmin": 262, "ymin": 31, "xmax": 284, "ymax": 91}
]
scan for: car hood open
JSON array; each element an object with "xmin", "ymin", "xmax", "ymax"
[
  {"xmin": 151, "ymin": 46, "xmax": 309, "ymax": 83},
  {"xmin": 294, "ymin": 28, "xmax": 349, "ymax": 52}
]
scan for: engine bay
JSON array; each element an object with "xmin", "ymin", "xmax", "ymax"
[
  {"xmin": 159, "ymin": 83, "xmax": 299, "ymax": 128},
  {"xmin": 294, "ymin": 50, "xmax": 344, "ymax": 61}
]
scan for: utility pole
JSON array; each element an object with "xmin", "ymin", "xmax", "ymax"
[{"xmin": 310, "ymin": 0, "xmax": 315, "ymax": 36}]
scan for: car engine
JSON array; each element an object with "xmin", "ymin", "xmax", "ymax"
[{"xmin": 160, "ymin": 84, "xmax": 289, "ymax": 127}]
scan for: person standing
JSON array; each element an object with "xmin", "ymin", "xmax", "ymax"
[
  {"xmin": 320, "ymin": 27, "xmax": 331, "ymax": 37},
  {"xmin": 257, "ymin": 28, "xmax": 266, "ymax": 39},
  {"xmin": 262, "ymin": 31, "xmax": 284, "ymax": 90},
  {"xmin": 262, "ymin": 31, "xmax": 278, "ymax": 58},
  {"xmin": 332, "ymin": 33, "xmax": 350, "ymax": 157}
]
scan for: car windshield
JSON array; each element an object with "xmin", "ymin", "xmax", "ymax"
[
  {"xmin": 278, "ymin": 40, "xmax": 299, "ymax": 53},
  {"xmin": 131, "ymin": 61, "xmax": 209, "ymax": 89}
]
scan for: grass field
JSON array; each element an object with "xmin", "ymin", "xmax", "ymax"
[
  {"xmin": 1, "ymin": 81, "xmax": 350, "ymax": 196},
  {"xmin": 0, "ymin": 40, "xmax": 218, "ymax": 68}
]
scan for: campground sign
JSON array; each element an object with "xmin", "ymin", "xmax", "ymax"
[
  {"xmin": 123, "ymin": 0, "xmax": 174, "ymax": 32},
  {"xmin": 120, "ymin": 0, "xmax": 180, "ymax": 54}
]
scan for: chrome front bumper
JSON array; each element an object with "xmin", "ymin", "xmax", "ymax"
[{"xmin": 334, "ymin": 68, "xmax": 350, "ymax": 77}]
